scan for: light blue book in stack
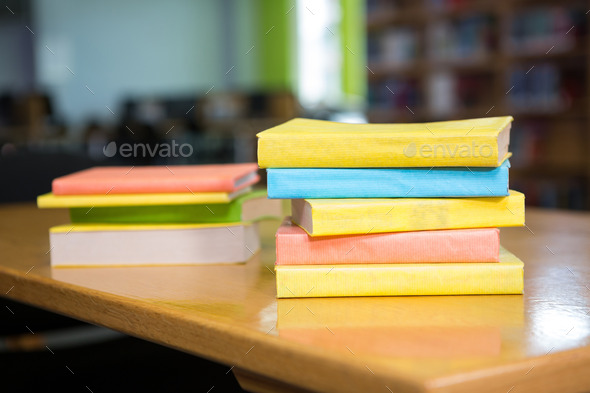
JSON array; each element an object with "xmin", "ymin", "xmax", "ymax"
[{"xmin": 267, "ymin": 160, "xmax": 510, "ymax": 199}]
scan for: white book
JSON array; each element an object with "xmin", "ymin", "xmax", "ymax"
[{"xmin": 49, "ymin": 222, "xmax": 260, "ymax": 267}]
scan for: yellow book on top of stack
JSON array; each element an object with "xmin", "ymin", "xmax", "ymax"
[{"xmin": 257, "ymin": 116, "xmax": 513, "ymax": 168}]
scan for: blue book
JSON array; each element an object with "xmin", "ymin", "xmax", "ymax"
[{"xmin": 267, "ymin": 160, "xmax": 510, "ymax": 199}]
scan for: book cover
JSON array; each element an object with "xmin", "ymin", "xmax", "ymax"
[
  {"xmin": 257, "ymin": 116, "xmax": 512, "ymax": 168},
  {"xmin": 275, "ymin": 247, "xmax": 524, "ymax": 298},
  {"xmin": 67, "ymin": 190, "xmax": 283, "ymax": 224},
  {"xmin": 37, "ymin": 186, "xmax": 251, "ymax": 208},
  {"xmin": 292, "ymin": 190, "xmax": 524, "ymax": 236},
  {"xmin": 49, "ymin": 222, "xmax": 260, "ymax": 267},
  {"xmin": 276, "ymin": 217, "xmax": 500, "ymax": 264},
  {"xmin": 267, "ymin": 159, "xmax": 510, "ymax": 199},
  {"xmin": 52, "ymin": 163, "xmax": 259, "ymax": 195}
]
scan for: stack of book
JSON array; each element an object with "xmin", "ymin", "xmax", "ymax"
[
  {"xmin": 257, "ymin": 116, "xmax": 526, "ymax": 298},
  {"xmin": 38, "ymin": 164, "xmax": 282, "ymax": 267}
]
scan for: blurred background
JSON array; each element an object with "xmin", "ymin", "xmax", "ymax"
[
  {"xmin": 1, "ymin": 0, "xmax": 589, "ymax": 391},
  {"xmin": 1, "ymin": 0, "xmax": 588, "ymax": 209},
  {"xmin": 367, "ymin": 0, "xmax": 589, "ymax": 210}
]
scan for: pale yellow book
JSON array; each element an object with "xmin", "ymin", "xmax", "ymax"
[
  {"xmin": 49, "ymin": 222, "xmax": 260, "ymax": 267},
  {"xmin": 292, "ymin": 190, "xmax": 524, "ymax": 236},
  {"xmin": 37, "ymin": 186, "xmax": 251, "ymax": 208},
  {"xmin": 275, "ymin": 247, "xmax": 524, "ymax": 298},
  {"xmin": 257, "ymin": 116, "xmax": 512, "ymax": 168}
]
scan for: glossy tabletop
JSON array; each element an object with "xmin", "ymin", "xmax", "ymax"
[{"xmin": 1, "ymin": 203, "xmax": 589, "ymax": 393}]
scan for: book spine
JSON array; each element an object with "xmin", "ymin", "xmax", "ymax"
[
  {"xmin": 294, "ymin": 191, "xmax": 524, "ymax": 236},
  {"xmin": 267, "ymin": 165, "xmax": 509, "ymax": 198},
  {"xmin": 53, "ymin": 177, "xmax": 258, "ymax": 195},
  {"xmin": 67, "ymin": 190, "xmax": 272, "ymax": 223},
  {"xmin": 275, "ymin": 263, "xmax": 524, "ymax": 298},
  {"xmin": 69, "ymin": 203, "xmax": 243, "ymax": 224},
  {"xmin": 37, "ymin": 192, "xmax": 234, "ymax": 208},
  {"xmin": 275, "ymin": 228, "xmax": 500, "ymax": 264},
  {"xmin": 49, "ymin": 224, "xmax": 260, "ymax": 266},
  {"xmin": 258, "ymin": 134, "xmax": 499, "ymax": 168}
]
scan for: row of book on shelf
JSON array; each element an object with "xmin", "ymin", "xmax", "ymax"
[
  {"xmin": 368, "ymin": 4, "xmax": 584, "ymax": 64},
  {"xmin": 39, "ymin": 115, "xmax": 525, "ymax": 298},
  {"xmin": 369, "ymin": 62, "xmax": 577, "ymax": 117},
  {"xmin": 369, "ymin": 16, "xmax": 495, "ymax": 66}
]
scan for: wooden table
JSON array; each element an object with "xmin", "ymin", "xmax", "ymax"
[{"xmin": 1, "ymin": 203, "xmax": 589, "ymax": 393}]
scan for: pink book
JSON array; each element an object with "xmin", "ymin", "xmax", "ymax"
[
  {"xmin": 276, "ymin": 217, "xmax": 500, "ymax": 264},
  {"xmin": 52, "ymin": 163, "xmax": 259, "ymax": 195}
]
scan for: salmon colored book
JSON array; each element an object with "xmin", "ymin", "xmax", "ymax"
[
  {"xmin": 276, "ymin": 217, "xmax": 500, "ymax": 264},
  {"xmin": 51, "ymin": 163, "xmax": 259, "ymax": 195}
]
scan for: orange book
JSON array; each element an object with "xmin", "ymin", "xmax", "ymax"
[
  {"xmin": 276, "ymin": 217, "xmax": 499, "ymax": 264},
  {"xmin": 52, "ymin": 163, "xmax": 259, "ymax": 195}
]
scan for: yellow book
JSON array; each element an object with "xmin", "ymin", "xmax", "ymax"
[
  {"xmin": 275, "ymin": 247, "xmax": 524, "ymax": 298},
  {"xmin": 257, "ymin": 116, "xmax": 512, "ymax": 168},
  {"xmin": 37, "ymin": 186, "xmax": 251, "ymax": 208},
  {"xmin": 292, "ymin": 190, "xmax": 524, "ymax": 236}
]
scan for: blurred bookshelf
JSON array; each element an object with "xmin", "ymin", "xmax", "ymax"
[
  {"xmin": 366, "ymin": 0, "xmax": 590, "ymax": 209},
  {"xmin": 0, "ymin": 91, "xmax": 298, "ymax": 202}
]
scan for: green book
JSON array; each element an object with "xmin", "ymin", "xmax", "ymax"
[{"xmin": 70, "ymin": 190, "xmax": 282, "ymax": 224}]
